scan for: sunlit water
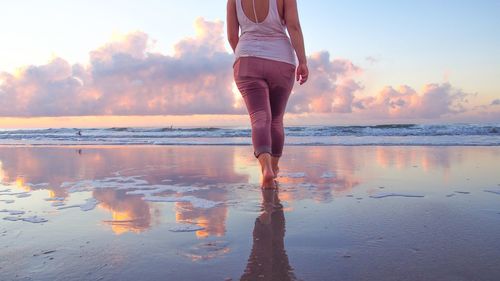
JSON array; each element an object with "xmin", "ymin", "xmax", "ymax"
[{"xmin": 1, "ymin": 146, "xmax": 499, "ymax": 280}]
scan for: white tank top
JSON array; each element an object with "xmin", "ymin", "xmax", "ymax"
[{"xmin": 235, "ymin": 0, "xmax": 296, "ymax": 66}]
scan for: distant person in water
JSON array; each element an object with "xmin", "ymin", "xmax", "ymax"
[{"xmin": 227, "ymin": 0, "xmax": 308, "ymax": 189}]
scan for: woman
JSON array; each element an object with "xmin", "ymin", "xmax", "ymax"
[{"xmin": 227, "ymin": 0, "xmax": 309, "ymax": 189}]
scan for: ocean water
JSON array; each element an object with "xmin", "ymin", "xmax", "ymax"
[{"xmin": 0, "ymin": 123, "xmax": 499, "ymax": 146}]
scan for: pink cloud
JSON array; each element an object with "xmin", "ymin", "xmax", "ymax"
[
  {"xmin": 288, "ymin": 51, "xmax": 363, "ymax": 113},
  {"xmin": 0, "ymin": 18, "xmax": 496, "ymax": 122},
  {"xmin": 0, "ymin": 18, "xmax": 236, "ymax": 117},
  {"xmin": 353, "ymin": 83, "xmax": 469, "ymax": 119}
]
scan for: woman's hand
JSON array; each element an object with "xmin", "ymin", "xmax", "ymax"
[{"xmin": 296, "ymin": 63, "xmax": 309, "ymax": 85}]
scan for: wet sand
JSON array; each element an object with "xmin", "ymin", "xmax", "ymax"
[{"xmin": 0, "ymin": 145, "xmax": 499, "ymax": 281}]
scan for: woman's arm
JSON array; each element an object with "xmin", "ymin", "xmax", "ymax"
[
  {"xmin": 227, "ymin": 0, "xmax": 240, "ymax": 52},
  {"xmin": 284, "ymin": 0, "xmax": 308, "ymax": 84}
]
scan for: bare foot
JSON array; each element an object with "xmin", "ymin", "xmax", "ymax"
[
  {"xmin": 272, "ymin": 166, "xmax": 279, "ymax": 178},
  {"xmin": 261, "ymin": 168, "xmax": 276, "ymax": 189}
]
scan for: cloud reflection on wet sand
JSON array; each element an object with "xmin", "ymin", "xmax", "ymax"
[
  {"xmin": 1, "ymin": 146, "xmax": 499, "ymax": 233},
  {"xmin": 1, "ymin": 146, "xmax": 500, "ymax": 280}
]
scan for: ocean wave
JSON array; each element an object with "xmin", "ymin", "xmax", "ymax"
[{"xmin": 0, "ymin": 124, "xmax": 499, "ymax": 146}]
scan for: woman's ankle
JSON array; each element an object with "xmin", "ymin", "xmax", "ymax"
[{"xmin": 271, "ymin": 156, "xmax": 280, "ymax": 177}]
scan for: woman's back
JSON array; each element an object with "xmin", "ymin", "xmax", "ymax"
[
  {"xmin": 240, "ymin": 0, "xmax": 283, "ymax": 23},
  {"xmin": 235, "ymin": 0, "xmax": 296, "ymax": 66}
]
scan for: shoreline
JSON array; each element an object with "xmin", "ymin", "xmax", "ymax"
[{"xmin": 1, "ymin": 143, "xmax": 500, "ymax": 147}]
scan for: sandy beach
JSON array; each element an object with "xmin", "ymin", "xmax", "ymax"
[{"xmin": 1, "ymin": 145, "xmax": 499, "ymax": 281}]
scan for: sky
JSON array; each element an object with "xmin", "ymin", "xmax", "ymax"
[{"xmin": 0, "ymin": 0, "xmax": 499, "ymax": 128}]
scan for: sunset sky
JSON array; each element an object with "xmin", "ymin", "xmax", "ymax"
[{"xmin": 0, "ymin": 0, "xmax": 499, "ymax": 128}]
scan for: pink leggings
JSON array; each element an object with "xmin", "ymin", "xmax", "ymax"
[{"xmin": 234, "ymin": 57, "xmax": 295, "ymax": 158}]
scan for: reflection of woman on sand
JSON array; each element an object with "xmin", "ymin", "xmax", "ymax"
[
  {"xmin": 241, "ymin": 189, "xmax": 298, "ymax": 281},
  {"xmin": 227, "ymin": 0, "xmax": 308, "ymax": 189}
]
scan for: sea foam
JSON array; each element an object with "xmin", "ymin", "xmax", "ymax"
[
  {"xmin": 484, "ymin": 189, "xmax": 500, "ymax": 195},
  {"xmin": 3, "ymin": 215, "xmax": 48, "ymax": 223},
  {"xmin": 369, "ymin": 192, "xmax": 425, "ymax": 199},
  {"xmin": 169, "ymin": 224, "xmax": 205, "ymax": 232},
  {"xmin": 144, "ymin": 195, "xmax": 221, "ymax": 209},
  {"xmin": 57, "ymin": 198, "xmax": 99, "ymax": 212},
  {"xmin": 0, "ymin": 209, "xmax": 25, "ymax": 215}
]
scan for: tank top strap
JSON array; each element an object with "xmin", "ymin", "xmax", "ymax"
[
  {"xmin": 268, "ymin": 0, "xmax": 281, "ymax": 23},
  {"xmin": 235, "ymin": 0, "xmax": 245, "ymax": 23}
]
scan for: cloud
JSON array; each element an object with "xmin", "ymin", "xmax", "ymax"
[
  {"xmin": 0, "ymin": 17, "xmax": 495, "ymax": 122},
  {"xmin": 353, "ymin": 83, "xmax": 469, "ymax": 119},
  {"xmin": 0, "ymin": 18, "xmax": 236, "ymax": 117},
  {"xmin": 288, "ymin": 51, "xmax": 363, "ymax": 113},
  {"xmin": 0, "ymin": 19, "xmax": 364, "ymax": 117}
]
